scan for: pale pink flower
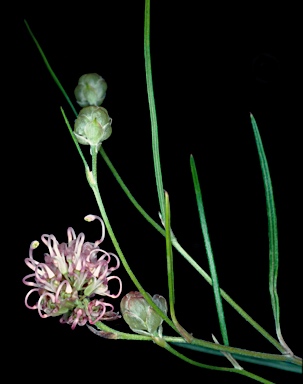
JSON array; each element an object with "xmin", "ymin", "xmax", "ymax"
[{"xmin": 23, "ymin": 215, "xmax": 122, "ymax": 329}]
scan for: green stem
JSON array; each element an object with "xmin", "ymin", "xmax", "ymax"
[
  {"xmin": 91, "ymin": 148, "xmax": 98, "ymax": 182},
  {"xmin": 185, "ymin": 337, "xmax": 301, "ymax": 364},
  {"xmin": 89, "ymin": 322, "xmax": 301, "ymax": 372},
  {"xmin": 154, "ymin": 339, "xmax": 274, "ymax": 384},
  {"xmin": 89, "ymin": 151, "xmax": 177, "ymax": 334},
  {"xmin": 99, "ymin": 147, "xmax": 164, "ymax": 233},
  {"xmin": 60, "ymin": 107, "xmax": 88, "ymax": 167},
  {"xmin": 60, "ymin": 113, "xmax": 177, "ymax": 335},
  {"xmin": 164, "ymin": 192, "xmax": 193, "ymax": 342},
  {"xmin": 165, "ymin": 192, "xmax": 175, "ymax": 312},
  {"xmin": 92, "ymin": 322, "xmax": 274, "ymax": 383}
]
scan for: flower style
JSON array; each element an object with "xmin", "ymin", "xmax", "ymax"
[{"xmin": 23, "ymin": 215, "xmax": 122, "ymax": 329}]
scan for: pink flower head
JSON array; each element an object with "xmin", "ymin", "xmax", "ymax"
[{"xmin": 23, "ymin": 215, "xmax": 122, "ymax": 329}]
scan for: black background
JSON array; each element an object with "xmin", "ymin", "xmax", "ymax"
[{"xmin": 12, "ymin": 2, "xmax": 302, "ymax": 383}]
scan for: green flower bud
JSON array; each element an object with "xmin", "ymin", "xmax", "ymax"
[
  {"xmin": 120, "ymin": 291, "xmax": 167, "ymax": 337},
  {"xmin": 74, "ymin": 73, "xmax": 107, "ymax": 107},
  {"xmin": 74, "ymin": 106, "xmax": 112, "ymax": 153}
]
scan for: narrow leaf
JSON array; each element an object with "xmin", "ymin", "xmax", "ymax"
[
  {"xmin": 250, "ymin": 114, "xmax": 291, "ymax": 354},
  {"xmin": 144, "ymin": 0, "xmax": 165, "ymax": 219},
  {"xmin": 190, "ymin": 155, "xmax": 229, "ymax": 346},
  {"xmin": 24, "ymin": 20, "xmax": 78, "ymax": 118}
]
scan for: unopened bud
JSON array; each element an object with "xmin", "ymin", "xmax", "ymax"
[
  {"xmin": 74, "ymin": 106, "xmax": 112, "ymax": 153},
  {"xmin": 120, "ymin": 291, "xmax": 167, "ymax": 337},
  {"xmin": 75, "ymin": 73, "xmax": 107, "ymax": 107}
]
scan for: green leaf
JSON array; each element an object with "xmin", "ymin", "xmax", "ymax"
[
  {"xmin": 24, "ymin": 20, "xmax": 78, "ymax": 118},
  {"xmin": 144, "ymin": 0, "xmax": 165, "ymax": 219},
  {"xmin": 190, "ymin": 155, "xmax": 229, "ymax": 346},
  {"xmin": 250, "ymin": 114, "xmax": 291, "ymax": 354}
]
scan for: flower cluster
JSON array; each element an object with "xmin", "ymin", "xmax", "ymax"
[{"xmin": 23, "ymin": 215, "xmax": 122, "ymax": 329}]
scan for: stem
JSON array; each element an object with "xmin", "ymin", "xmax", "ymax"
[
  {"xmin": 91, "ymin": 147, "xmax": 98, "ymax": 182},
  {"xmin": 154, "ymin": 339, "xmax": 275, "ymax": 384},
  {"xmin": 100, "ymin": 146, "xmax": 164, "ymax": 234},
  {"xmin": 89, "ymin": 322, "xmax": 301, "ymax": 372},
  {"xmin": 165, "ymin": 192, "xmax": 175, "ymax": 313},
  {"xmin": 164, "ymin": 192, "xmax": 193, "ymax": 342},
  {"xmin": 89, "ymin": 151, "xmax": 177, "ymax": 334}
]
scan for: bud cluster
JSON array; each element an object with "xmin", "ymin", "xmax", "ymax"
[{"xmin": 74, "ymin": 73, "xmax": 112, "ymax": 153}]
